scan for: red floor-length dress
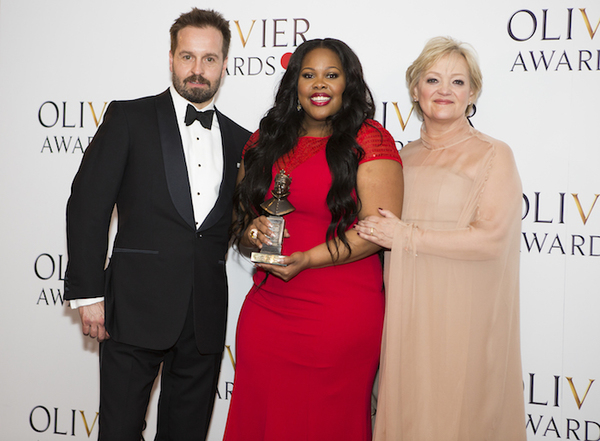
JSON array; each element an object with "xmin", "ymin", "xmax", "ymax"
[{"xmin": 224, "ymin": 121, "xmax": 401, "ymax": 441}]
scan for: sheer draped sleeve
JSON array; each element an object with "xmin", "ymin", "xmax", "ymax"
[{"xmin": 402, "ymin": 139, "xmax": 521, "ymax": 260}]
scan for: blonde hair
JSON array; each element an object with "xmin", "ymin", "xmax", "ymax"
[{"xmin": 406, "ymin": 36, "xmax": 482, "ymax": 118}]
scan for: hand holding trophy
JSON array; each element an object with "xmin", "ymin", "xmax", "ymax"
[{"xmin": 251, "ymin": 170, "xmax": 295, "ymax": 266}]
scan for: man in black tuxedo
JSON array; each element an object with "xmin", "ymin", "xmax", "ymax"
[{"xmin": 65, "ymin": 8, "xmax": 251, "ymax": 440}]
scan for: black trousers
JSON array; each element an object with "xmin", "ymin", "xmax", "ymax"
[{"xmin": 97, "ymin": 301, "xmax": 222, "ymax": 441}]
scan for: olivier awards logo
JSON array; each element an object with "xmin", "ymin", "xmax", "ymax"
[
  {"xmin": 215, "ymin": 345, "xmax": 236, "ymax": 401},
  {"xmin": 521, "ymin": 192, "xmax": 600, "ymax": 256},
  {"xmin": 379, "ymin": 100, "xmax": 417, "ymax": 151},
  {"xmin": 507, "ymin": 7, "xmax": 600, "ymax": 72},
  {"xmin": 38, "ymin": 101, "xmax": 108, "ymax": 154},
  {"xmin": 34, "ymin": 253, "xmax": 67, "ymax": 306},
  {"xmin": 525, "ymin": 373, "xmax": 598, "ymax": 439},
  {"xmin": 29, "ymin": 405, "xmax": 154, "ymax": 439},
  {"xmin": 29, "ymin": 405, "xmax": 99, "ymax": 438},
  {"xmin": 226, "ymin": 17, "xmax": 311, "ymax": 76}
]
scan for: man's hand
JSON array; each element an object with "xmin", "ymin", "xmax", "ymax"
[{"xmin": 79, "ymin": 302, "xmax": 110, "ymax": 342}]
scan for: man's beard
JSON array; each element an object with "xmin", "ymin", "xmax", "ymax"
[{"xmin": 172, "ymin": 72, "xmax": 222, "ymax": 105}]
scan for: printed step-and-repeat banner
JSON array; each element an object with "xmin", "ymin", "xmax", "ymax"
[{"xmin": 0, "ymin": 0, "xmax": 598, "ymax": 439}]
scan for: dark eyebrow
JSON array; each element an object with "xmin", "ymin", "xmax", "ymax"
[
  {"xmin": 178, "ymin": 50, "xmax": 221, "ymax": 60},
  {"xmin": 300, "ymin": 66, "xmax": 341, "ymax": 71}
]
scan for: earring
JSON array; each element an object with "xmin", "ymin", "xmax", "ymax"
[
  {"xmin": 466, "ymin": 103, "xmax": 477, "ymax": 127},
  {"xmin": 296, "ymin": 100, "xmax": 302, "ymax": 112},
  {"xmin": 467, "ymin": 103, "xmax": 476, "ymax": 118}
]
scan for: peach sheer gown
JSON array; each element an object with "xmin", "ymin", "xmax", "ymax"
[{"xmin": 374, "ymin": 118, "xmax": 527, "ymax": 441}]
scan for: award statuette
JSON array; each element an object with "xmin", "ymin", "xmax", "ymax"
[{"xmin": 251, "ymin": 170, "xmax": 295, "ymax": 266}]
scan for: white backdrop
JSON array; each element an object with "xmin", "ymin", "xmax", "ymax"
[{"xmin": 1, "ymin": 0, "xmax": 599, "ymax": 439}]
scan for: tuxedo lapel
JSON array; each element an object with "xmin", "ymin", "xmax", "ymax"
[
  {"xmin": 198, "ymin": 109, "xmax": 237, "ymax": 232},
  {"xmin": 156, "ymin": 90, "xmax": 195, "ymax": 229}
]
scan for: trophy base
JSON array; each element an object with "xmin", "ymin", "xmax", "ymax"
[{"xmin": 251, "ymin": 252, "xmax": 287, "ymax": 266}]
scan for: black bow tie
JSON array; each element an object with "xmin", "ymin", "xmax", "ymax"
[{"xmin": 184, "ymin": 104, "xmax": 214, "ymax": 129}]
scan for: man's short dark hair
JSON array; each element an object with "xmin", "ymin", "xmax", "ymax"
[{"xmin": 170, "ymin": 8, "xmax": 231, "ymax": 59}]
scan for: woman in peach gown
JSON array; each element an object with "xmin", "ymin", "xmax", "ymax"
[{"xmin": 357, "ymin": 37, "xmax": 527, "ymax": 440}]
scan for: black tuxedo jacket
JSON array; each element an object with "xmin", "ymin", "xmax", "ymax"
[{"xmin": 65, "ymin": 89, "xmax": 251, "ymax": 354}]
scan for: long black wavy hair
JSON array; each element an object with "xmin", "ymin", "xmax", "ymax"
[{"xmin": 233, "ymin": 38, "xmax": 376, "ymax": 259}]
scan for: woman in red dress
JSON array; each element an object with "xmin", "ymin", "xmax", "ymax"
[{"xmin": 224, "ymin": 38, "xmax": 403, "ymax": 441}]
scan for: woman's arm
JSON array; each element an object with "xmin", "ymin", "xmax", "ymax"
[
  {"xmin": 258, "ymin": 158, "xmax": 404, "ymax": 281},
  {"xmin": 357, "ymin": 143, "xmax": 522, "ymax": 261}
]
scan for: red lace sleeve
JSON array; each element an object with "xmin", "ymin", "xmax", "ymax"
[
  {"xmin": 242, "ymin": 130, "xmax": 260, "ymax": 158},
  {"xmin": 356, "ymin": 120, "xmax": 402, "ymax": 166}
]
